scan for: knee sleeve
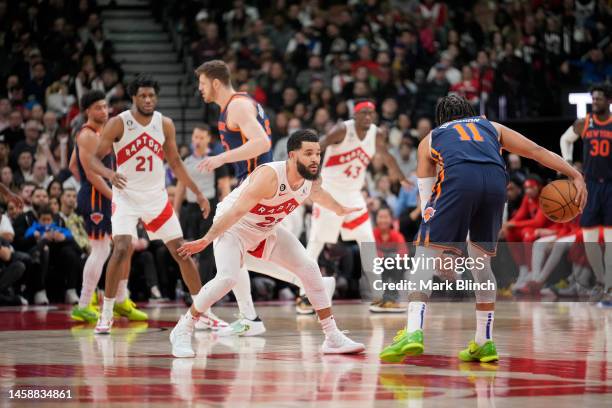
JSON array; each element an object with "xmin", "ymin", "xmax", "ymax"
[
  {"xmin": 409, "ymin": 247, "xmax": 439, "ymax": 298},
  {"xmin": 294, "ymin": 258, "xmax": 330, "ymax": 310}
]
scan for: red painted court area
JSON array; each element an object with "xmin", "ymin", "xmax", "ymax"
[{"xmin": 1, "ymin": 301, "xmax": 611, "ymax": 407}]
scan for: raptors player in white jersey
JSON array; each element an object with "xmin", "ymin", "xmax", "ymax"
[
  {"xmin": 87, "ymin": 75, "xmax": 215, "ymax": 334},
  {"xmin": 299, "ymin": 100, "xmax": 409, "ymax": 312},
  {"xmin": 169, "ymin": 130, "xmax": 366, "ymax": 357}
]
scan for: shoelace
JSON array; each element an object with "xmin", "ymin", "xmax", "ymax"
[{"xmin": 393, "ymin": 329, "xmax": 406, "ymax": 343}]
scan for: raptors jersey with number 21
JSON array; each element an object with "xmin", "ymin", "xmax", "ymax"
[
  {"xmin": 321, "ymin": 119, "xmax": 376, "ymax": 192},
  {"xmin": 115, "ymin": 111, "xmax": 166, "ymax": 192}
]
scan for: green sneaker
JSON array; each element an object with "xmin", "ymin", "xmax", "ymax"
[
  {"xmin": 71, "ymin": 305, "xmax": 100, "ymax": 324},
  {"xmin": 113, "ymin": 299, "xmax": 148, "ymax": 321},
  {"xmin": 458, "ymin": 340, "xmax": 499, "ymax": 362},
  {"xmin": 379, "ymin": 329, "xmax": 424, "ymax": 363}
]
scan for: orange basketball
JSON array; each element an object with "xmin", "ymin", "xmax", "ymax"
[{"xmin": 539, "ymin": 179, "xmax": 580, "ymax": 223}]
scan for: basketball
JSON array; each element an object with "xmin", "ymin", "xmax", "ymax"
[{"xmin": 539, "ymin": 179, "xmax": 580, "ymax": 222}]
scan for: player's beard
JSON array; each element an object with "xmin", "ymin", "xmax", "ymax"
[
  {"xmin": 296, "ymin": 160, "xmax": 320, "ymax": 180},
  {"xmin": 136, "ymin": 105, "xmax": 154, "ymax": 117}
]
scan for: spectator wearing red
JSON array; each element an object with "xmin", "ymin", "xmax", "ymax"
[
  {"xmin": 501, "ymin": 176, "xmax": 553, "ymax": 288},
  {"xmin": 370, "ymin": 206, "xmax": 407, "ymax": 313},
  {"xmin": 451, "ymin": 65, "xmax": 481, "ymax": 105}
]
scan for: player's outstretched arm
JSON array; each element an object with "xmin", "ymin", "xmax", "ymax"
[
  {"xmin": 318, "ymin": 122, "xmax": 346, "ymax": 153},
  {"xmin": 309, "ymin": 178, "xmax": 362, "ymax": 216},
  {"xmin": 77, "ymin": 129, "xmax": 113, "ymax": 200},
  {"xmin": 198, "ymin": 98, "xmax": 271, "ymax": 173},
  {"xmin": 177, "ymin": 166, "xmax": 277, "ymax": 258},
  {"xmin": 94, "ymin": 116, "xmax": 127, "ymax": 189},
  {"xmin": 376, "ymin": 128, "xmax": 411, "ymax": 187},
  {"xmin": 494, "ymin": 122, "xmax": 587, "ymax": 210},
  {"xmin": 162, "ymin": 117, "xmax": 210, "ymax": 218}
]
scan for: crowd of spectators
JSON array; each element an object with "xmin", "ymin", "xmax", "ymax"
[{"xmin": 0, "ymin": 0, "xmax": 609, "ymax": 306}]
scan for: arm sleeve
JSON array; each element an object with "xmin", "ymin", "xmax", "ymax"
[
  {"xmin": 417, "ymin": 177, "xmax": 436, "ymax": 212},
  {"xmin": 560, "ymin": 125, "xmax": 579, "ymax": 162}
]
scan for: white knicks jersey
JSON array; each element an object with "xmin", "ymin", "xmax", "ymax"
[
  {"xmin": 216, "ymin": 161, "xmax": 312, "ymax": 248},
  {"xmin": 115, "ymin": 110, "xmax": 165, "ymax": 192},
  {"xmin": 321, "ymin": 119, "xmax": 377, "ymax": 192}
]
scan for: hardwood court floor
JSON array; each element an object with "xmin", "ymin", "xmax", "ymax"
[{"xmin": 0, "ymin": 300, "xmax": 611, "ymax": 407}]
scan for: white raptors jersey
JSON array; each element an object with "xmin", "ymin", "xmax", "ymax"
[
  {"xmin": 321, "ymin": 119, "xmax": 377, "ymax": 192},
  {"xmin": 115, "ymin": 111, "xmax": 165, "ymax": 193},
  {"xmin": 216, "ymin": 161, "xmax": 312, "ymax": 249}
]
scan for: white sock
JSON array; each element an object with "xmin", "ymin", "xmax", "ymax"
[
  {"xmin": 116, "ymin": 279, "xmax": 129, "ymax": 303},
  {"xmin": 78, "ymin": 237, "xmax": 111, "ymax": 308},
  {"xmin": 475, "ymin": 310, "xmax": 494, "ymax": 345},
  {"xmin": 406, "ymin": 301, "xmax": 426, "ymax": 332},
  {"xmin": 102, "ymin": 297, "xmax": 115, "ymax": 320},
  {"xmin": 320, "ymin": 315, "xmax": 340, "ymax": 337}
]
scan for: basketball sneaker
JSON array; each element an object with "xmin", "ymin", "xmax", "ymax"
[
  {"xmin": 170, "ymin": 313, "xmax": 196, "ymax": 358},
  {"xmin": 217, "ymin": 315, "xmax": 266, "ymax": 337},
  {"xmin": 458, "ymin": 340, "xmax": 499, "ymax": 362},
  {"xmin": 296, "ymin": 295, "xmax": 315, "ymax": 315},
  {"xmin": 597, "ymin": 291, "xmax": 612, "ymax": 309},
  {"xmin": 195, "ymin": 310, "xmax": 229, "ymax": 331},
  {"xmin": 321, "ymin": 331, "xmax": 365, "ymax": 354},
  {"xmin": 379, "ymin": 329, "xmax": 424, "ymax": 363},
  {"xmin": 113, "ymin": 299, "xmax": 148, "ymax": 321},
  {"xmin": 369, "ymin": 300, "xmax": 407, "ymax": 313},
  {"xmin": 589, "ymin": 284, "xmax": 606, "ymax": 302},
  {"xmin": 94, "ymin": 315, "xmax": 113, "ymax": 334},
  {"xmin": 71, "ymin": 304, "xmax": 100, "ymax": 324}
]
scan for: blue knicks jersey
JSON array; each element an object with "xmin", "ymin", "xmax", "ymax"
[
  {"xmin": 581, "ymin": 113, "xmax": 612, "ymax": 181},
  {"xmin": 75, "ymin": 125, "xmax": 114, "ymax": 201},
  {"xmin": 218, "ymin": 93, "xmax": 273, "ymax": 181},
  {"xmin": 430, "ymin": 117, "xmax": 505, "ymax": 170}
]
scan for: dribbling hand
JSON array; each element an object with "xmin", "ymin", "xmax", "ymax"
[
  {"xmin": 177, "ymin": 238, "xmax": 211, "ymax": 259},
  {"xmin": 572, "ymin": 176, "xmax": 588, "ymax": 212}
]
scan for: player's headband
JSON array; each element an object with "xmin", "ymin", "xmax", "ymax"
[
  {"xmin": 524, "ymin": 179, "xmax": 540, "ymax": 188},
  {"xmin": 354, "ymin": 101, "xmax": 376, "ymax": 113}
]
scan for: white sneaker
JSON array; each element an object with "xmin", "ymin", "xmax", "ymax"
[
  {"xmin": 512, "ymin": 268, "xmax": 530, "ymax": 292},
  {"xmin": 323, "ymin": 276, "xmax": 336, "ymax": 301},
  {"xmin": 217, "ymin": 315, "xmax": 266, "ymax": 337},
  {"xmin": 65, "ymin": 289, "xmax": 79, "ymax": 305},
  {"xmin": 34, "ymin": 290, "xmax": 49, "ymax": 305},
  {"xmin": 321, "ymin": 331, "xmax": 365, "ymax": 354},
  {"xmin": 94, "ymin": 315, "xmax": 113, "ymax": 334},
  {"xmin": 170, "ymin": 314, "xmax": 195, "ymax": 358},
  {"xmin": 195, "ymin": 310, "xmax": 229, "ymax": 331}
]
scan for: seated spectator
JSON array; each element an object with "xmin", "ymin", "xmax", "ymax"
[
  {"xmin": 0, "ymin": 237, "xmax": 27, "ymax": 306},
  {"xmin": 372, "ymin": 175, "xmax": 398, "ymax": 209},
  {"xmin": 31, "ymin": 158, "xmax": 53, "ymax": 189},
  {"xmin": 500, "ymin": 176, "xmax": 553, "ymax": 291},
  {"xmin": 0, "ymin": 138, "xmax": 9, "ymax": 169},
  {"xmin": 47, "ymin": 179, "xmax": 63, "ymax": 200},
  {"xmin": 391, "ymin": 138, "xmax": 417, "ymax": 177},
  {"xmin": 394, "ymin": 174, "xmax": 421, "ymax": 241},
  {"xmin": 25, "ymin": 206, "xmax": 73, "ymax": 241},
  {"xmin": 13, "ymin": 151, "xmax": 34, "ymax": 187},
  {"xmin": 11, "ymin": 120, "xmax": 40, "ymax": 167},
  {"xmin": 369, "ymin": 206, "xmax": 408, "ymax": 313},
  {"xmin": 0, "ymin": 110, "xmax": 25, "ymax": 150},
  {"xmin": 58, "ymin": 188, "xmax": 89, "ymax": 254}
]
